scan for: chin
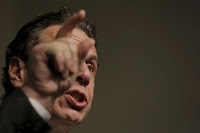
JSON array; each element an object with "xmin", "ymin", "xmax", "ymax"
[
  {"xmin": 50, "ymin": 98, "xmax": 91, "ymax": 126},
  {"xmin": 65, "ymin": 109, "xmax": 86, "ymax": 124}
]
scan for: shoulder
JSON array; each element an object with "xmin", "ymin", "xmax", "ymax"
[{"xmin": 0, "ymin": 89, "xmax": 51, "ymax": 133}]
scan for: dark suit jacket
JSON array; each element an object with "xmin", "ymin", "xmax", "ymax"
[{"xmin": 0, "ymin": 89, "xmax": 51, "ymax": 133}]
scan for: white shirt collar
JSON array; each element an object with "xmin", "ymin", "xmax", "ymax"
[{"xmin": 28, "ymin": 97, "xmax": 51, "ymax": 121}]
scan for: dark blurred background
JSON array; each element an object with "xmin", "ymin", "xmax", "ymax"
[{"xmin": 0, "ymin": 0, "xmax": 200, "ymax": 133}]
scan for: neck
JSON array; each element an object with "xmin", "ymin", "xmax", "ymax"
[
  {"xmin": 49, "ymin": 118, "xmax": 74, "ymax": 133},
  {"xmin": 21, "ymin": 85, "xmax": 54, "ymax": 109}
]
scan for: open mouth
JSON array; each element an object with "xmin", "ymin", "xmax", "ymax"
[{"xmin": 66, "ymin": 90, "xmax": 87, "ymax": 110}]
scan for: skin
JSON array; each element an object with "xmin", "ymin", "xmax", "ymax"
[
  {"xmin": 46, "ymin": 27, "xmax": 98, "ymax": 133},
  {"xmin": 8, "ymin": 10, "xmax": 98, "ymax": 133}
]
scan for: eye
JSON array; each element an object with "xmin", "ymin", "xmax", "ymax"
[{"xmin": 87, "ymin": 63, "xmax": 94, "ymax": 72}]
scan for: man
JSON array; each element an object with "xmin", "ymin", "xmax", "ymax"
[{"xmin": 0, "ymin": 7, "xmax": 98, "ymax": 133}]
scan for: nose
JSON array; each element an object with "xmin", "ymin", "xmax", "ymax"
[{"xmin": 76, "ymin": 62, "xmax": 90, "ymax": 86}]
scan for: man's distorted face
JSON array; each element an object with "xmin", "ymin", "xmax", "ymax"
[{"xmin": 41, "ymin": 25, "xmax": 98, "ymax": 125}]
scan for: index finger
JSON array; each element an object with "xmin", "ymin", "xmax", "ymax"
[{"xmin": 55, "ymin": 10, "xmax": 86, "ymax": 38}]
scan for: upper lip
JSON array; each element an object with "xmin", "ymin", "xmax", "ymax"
[{"xmin": 66, "ymin": 90, "xmax": 88, "ymax": 103}]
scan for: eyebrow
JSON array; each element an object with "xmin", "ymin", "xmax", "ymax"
[{"xmin": 87, "ymin": 54, "xmax": 98, "ymax": 66}]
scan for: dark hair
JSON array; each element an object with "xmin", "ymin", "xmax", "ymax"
[{"xmin": 2, "ymin": 7, "xmax": 96, "ymax": 95}]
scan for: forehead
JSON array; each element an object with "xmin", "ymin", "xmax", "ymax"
[
  {"xmin": 40, "ymin": 25, "xmax": 61, "ymax": 41},
  {"xmin": 41, "ymin": 25, "xmax": 97, "ymax": 59},
  {"xmin": 41, "ymin": 25, "xmax": 90, "ymax": 43}
]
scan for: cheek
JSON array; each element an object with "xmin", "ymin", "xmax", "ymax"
[
  {"xmin": 51, "ymin": 96, "xmax": 67, "ymax": 118},
  {"xmin": 88, "ymin": 81, "xmax": 95, "ymax": 103}
]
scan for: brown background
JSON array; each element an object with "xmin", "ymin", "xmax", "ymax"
[{"xmin": 0, "ymin": 0, "xmax": 200, "ymax": 133}]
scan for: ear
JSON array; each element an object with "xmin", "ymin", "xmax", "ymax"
[{"xmin": 9, "ymin": 57, "xmax": 26, "ymax": 88}]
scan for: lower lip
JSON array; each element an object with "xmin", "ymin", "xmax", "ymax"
[{"xmin": 65, "ymin": 94, "xmax": 87, "ymax": 109}]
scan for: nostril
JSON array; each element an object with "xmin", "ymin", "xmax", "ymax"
[
  {"xmin": 76, "ymin": 76, "xmax": 89, "ymax": 86},
  {"xmin": 76, "ymin": 76, "xmax": 82, "ymax": 81}
]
